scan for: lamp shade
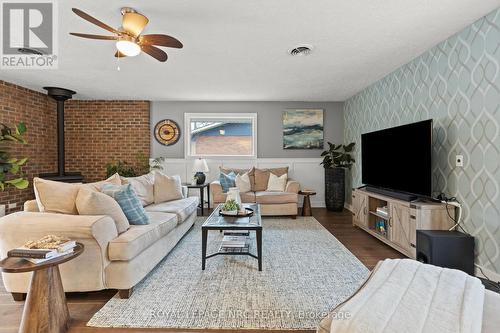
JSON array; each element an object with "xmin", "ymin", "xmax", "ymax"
[
  {"xmin": 122, "ymin": 12, "xmax": 149, "ymax": 37},
  {"xmin": 193, "ymin": 158, "xmax": 209, "ymax": 172}
]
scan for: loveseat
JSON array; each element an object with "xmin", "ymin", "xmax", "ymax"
[
  {"xmin": 211, "ymin": 167, "xmax": 300, "ymax": 217},
  {"xmin": 0, "ymin": 172, "xmax": 198, "ymax": 299}
]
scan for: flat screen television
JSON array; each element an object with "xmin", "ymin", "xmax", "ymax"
[{"xmin": 361, "ymin": 119, "xmax": 433, "ymax": 198}]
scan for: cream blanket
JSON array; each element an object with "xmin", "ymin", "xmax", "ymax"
[{"xmin": 330, "ymin": 259, "xmax": 485, "ymax": 333}]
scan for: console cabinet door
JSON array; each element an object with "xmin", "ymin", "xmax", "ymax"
[
  {"xmin": 352, "ymin": 192, "xmax": 368, "ymax": 228},
  {"xmin": 390, "ymin": 203, "xmax": 413, "ymax": 255}
]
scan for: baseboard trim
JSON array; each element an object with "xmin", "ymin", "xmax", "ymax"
[
  {"xmin": 311, "ymin": 201, "xmax": 325, "ymax": 208},
  {"xmin": 475, "ymin": 264, "xmax": 500, "ymax": 282},
  {"xmin": 344, "ymin": 202, "xmax": 353, "ymax": 213}
]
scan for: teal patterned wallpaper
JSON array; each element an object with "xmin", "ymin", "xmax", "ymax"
[{"xmin": 344, "ymin": 8, "xmax": 500, "ymax": 275}]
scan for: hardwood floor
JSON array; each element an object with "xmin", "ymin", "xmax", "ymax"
[{"xmin": 0, "ymin": 208, "xmax": 403, "ymax": 333}]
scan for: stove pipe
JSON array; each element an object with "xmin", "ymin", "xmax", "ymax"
[{"xmin": 40, "ymin": 87, "xmax": 83, "ymax": 182}]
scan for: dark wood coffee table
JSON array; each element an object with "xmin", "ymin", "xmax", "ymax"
[
  {"xmin": 202, "ymin": 203, "xmax": 262, "ymax": 271},
  {"xmin": 0, "ymin": 243, "xmax": 84, "ymax": 333}
]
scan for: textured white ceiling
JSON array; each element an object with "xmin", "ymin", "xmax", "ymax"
[{"xmin": 1, "ymin": 0, "xmax": 499, "ymax": 101}]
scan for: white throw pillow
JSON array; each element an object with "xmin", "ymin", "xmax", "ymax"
[
  {"xmin": 266, "ymin": 173, "xmax": 287, "ymax": 192},
  {"xmin": 154, "ymin": 172, "xmax": 183, "ymax": 204},
  {"xmin": 33, "ymin": 177, "xmax": 80, "ymax": 214},
  {"xmin": 76, "ymin": 188, "xmax": 130, "ymax": 234},
  {"xmin": 235, "ymin": 172, "xmax": 252, "ymax": 193},
  {"xmin": 122, "ymin": 172, "xmax": 155, "ymax": 206},
  {"xmin": 81, "ymin": 173, "xmax": 122, "ymax": 192}
]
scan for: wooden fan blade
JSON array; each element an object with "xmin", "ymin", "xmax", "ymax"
[
  {"xmin": 114, "ymin": 50, "xmax": 127, "ymax": 58},
  {"xmin": 72, "ymin": 8, "xmax": 119, "ymax": 34},
  {"xmin": 70, "ymin": 33, "xmax": 117, "ymax": 40},
  {"xmin": 141, "ymin": 45, "xmax": 168, "ymax": 62},
  {"xmin": 140, "ymin": 34, "xmax": 183, "ymax": 48}
]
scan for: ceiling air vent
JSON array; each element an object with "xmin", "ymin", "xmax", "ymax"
[{"xmin": 289, "ymin": 44, "xmax": 313, "ymax": 56}]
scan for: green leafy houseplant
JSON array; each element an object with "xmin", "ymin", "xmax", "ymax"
[
  {"xmin": 105, "ymin": 160, "xmax": 137, "ymax": 178},
  {"xmin": 106, "ymin": 156, "xmax": 166, "ymax": 178},
  {"xmin": 138, "ymin": 154, "xmax": 165, "ymax": 173},
  {"xmin": 320, "ymin": 142, "xmax": 356, "ymax": 169},
  {"xmin": 0, "ymin": 122, "xmax": 29, "ymax": 190},
  {"xmin": 320, "ymin": 142, "xmax": 356, "ymax": 212},
  {"xmin": 222, "ymin": 199, "xmax": 240, "ymax": 212}
]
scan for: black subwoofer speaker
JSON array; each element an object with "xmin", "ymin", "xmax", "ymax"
[{"xmin": 416, "ymin": 230, "xmax": 475, "ymax": 275}]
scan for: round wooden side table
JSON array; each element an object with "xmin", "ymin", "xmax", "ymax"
[
  {"xmin": 0, "ymin": 243, "xmax": 84, "ymax": 333},
  {"xmin": 299, "ymin": 190, "xmax": 316, "ymax": 216}
]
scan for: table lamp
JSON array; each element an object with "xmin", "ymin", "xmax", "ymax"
[{"xmin": 193, "ymin": 158, "xmax": 209, "ymax": 185}]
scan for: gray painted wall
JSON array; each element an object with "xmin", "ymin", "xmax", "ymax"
[
  {"xmin": 344, "ymin": 9, "xmax": 500, "ymax": 275},
  {"xmin": 151, "ymin": 101, "xmax": 344, "ymax": 158}
]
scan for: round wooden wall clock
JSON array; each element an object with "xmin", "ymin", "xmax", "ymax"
[{"xmin": 154, "ymin": 119, "xmax": 181, "ymax": 146}]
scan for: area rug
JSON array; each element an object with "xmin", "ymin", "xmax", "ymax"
[{"xmin": 87, "ymin": 217, "xmax": 369, "ymax": 330}]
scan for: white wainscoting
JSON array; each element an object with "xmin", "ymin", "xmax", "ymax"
[{"xmin": 159, "ymin": 158, "xmax": 325, "ymax": 207}]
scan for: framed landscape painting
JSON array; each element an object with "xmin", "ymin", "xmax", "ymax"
[{"xmin": 283, "ymin": 109, "xmax": 324, "ymax": 149}]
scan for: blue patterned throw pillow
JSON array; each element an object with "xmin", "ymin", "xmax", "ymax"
[
  {"xmin": 101, "ymin": 184, "xmax": 149, "ymax": 225},
  {"xmin": 219, "ymin": 171, "xmax": 236, "ymax": 193}
]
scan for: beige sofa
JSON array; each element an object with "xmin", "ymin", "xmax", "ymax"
[
  {"xmin": 211, "ymin": 167, "xmax": 300, "ymax": 217},
  {"xmin": 0, "ymin": 175, "xmax": 198, "ymax": 299}
]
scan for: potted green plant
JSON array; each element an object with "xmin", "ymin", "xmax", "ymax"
[
  {"xmin": 0, "ymin": 122, "xmax": 29, "ymax": 190},
  {"xmin": 320, "ymin": 142, "xmax": 355, "ymax": 211},
  {"xmin": 105, "ymin": 156, "xmax": 166, "ymax": 178},
  {"xmin": 221, "ymin": 199, "xmax": 240, "ymax": 216},
  {"xmin": 105, "ymin": 160, "xmax": 137, "ymax": 178}
]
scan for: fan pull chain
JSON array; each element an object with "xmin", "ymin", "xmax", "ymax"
[{"xmin": 117, "ymin": 55, "xmax": 121, "ymax": 71}]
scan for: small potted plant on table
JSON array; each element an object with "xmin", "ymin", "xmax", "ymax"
[{"xmin": 221, "ymin": 199, "xmax": 240, "ymax": 216}]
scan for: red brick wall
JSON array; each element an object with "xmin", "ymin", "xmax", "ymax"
[
  {"xmin": 0, "ymin": 80, "xmax": 151, "ymax": 212},
  {"xmin": 64, "ymin": 100, "xmax": 150, "ymax": 182},
  {"xmin": 0, "ymin": 81, "xmax": 57, "ymax": 213}
]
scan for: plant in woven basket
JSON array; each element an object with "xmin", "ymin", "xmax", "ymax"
[
  {"xmin": 320, "ymin": 142, "xmax": 355, "ymax": 212},
  {"xmin": 0, "ymin": 122, "xmax": 29, "ymax": 190},
  {"xmin": 320, "ymin": 142, "xmax": 355, "ymax": 169}
]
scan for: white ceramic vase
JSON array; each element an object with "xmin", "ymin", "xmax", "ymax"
[{"xmin": 226, "ymin": 187, "xmax": 242, "ymax": 208}]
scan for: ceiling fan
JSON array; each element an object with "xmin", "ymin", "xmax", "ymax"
[{"xmin": 70, "ymin": 7, "xmax": 183, "ymax": 62}]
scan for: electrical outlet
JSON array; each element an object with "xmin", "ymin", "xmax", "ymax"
[
  {"xmin": 7, "ymin": 202, "xmax": 16, "ymax": 210},
  {"xmin": 456, "ymin": 155, "xmax": 464, "ymax": 167}
]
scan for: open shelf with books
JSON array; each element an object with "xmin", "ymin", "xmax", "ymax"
[
  {"xmin": 367, "ymin": 197, "xmax": 390, "ymax": 239},
  {"xmin": 352, "ymin": 188, "xmax": 455, "ymax": 258}
]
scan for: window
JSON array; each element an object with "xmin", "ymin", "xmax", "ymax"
[{"xmin": 185, "ymin": 113, "xmax": 257, "ymax": 158}]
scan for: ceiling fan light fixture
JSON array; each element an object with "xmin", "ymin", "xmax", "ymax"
[
  {"xmin": 116, "ymin": 39, "xmax": 141, "ymax": 57},
  {"xmin": 122, "ymin": 10, "xmax": 149, "ymax": 36},
  {"xmin": 70, "ymin": 7, "xmax": 181, "ymax": 63}
]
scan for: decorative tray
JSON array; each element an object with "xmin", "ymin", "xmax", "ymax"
[{"xmin": 219, "ymin": 207, "xmax": 254, "ymax": 217}]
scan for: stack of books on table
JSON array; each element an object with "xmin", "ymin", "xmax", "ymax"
[
  {"xmin": 7, "ymin": 237, "xmax": 76, "ymax": 264},
  {"xmin": 223, "ymin": 230, "xmax": 250, "ymax": 237},
  {"xmin": 220, "ymin": 235, "xmax": 249, "ymax": 252}
]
